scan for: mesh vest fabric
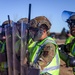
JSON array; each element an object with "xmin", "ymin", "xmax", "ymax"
[{"xmin": 28, "ymin": 37, "xmax": 60, "ymax": 75}]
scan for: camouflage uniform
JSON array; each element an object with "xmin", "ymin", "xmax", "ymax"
[
  {"xmin": 34, "ymin": 43, "xmax": 55, "ymax": 75},
  {"xmin": 38, "ymin": 43, "xmax": 55, "ymax": 69},
  {"xmin": 28, "ymin": 16, "xmax": 60, "ymax": 75}
]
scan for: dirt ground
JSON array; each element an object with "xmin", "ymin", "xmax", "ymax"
[{"xmin": 60, "ymin": 59, "xmax": 74, "ymax": 75}]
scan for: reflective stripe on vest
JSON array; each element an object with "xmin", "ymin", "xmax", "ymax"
[
  {"xmin": 41, "ymin": 53, "xmax": 60, "ymax": 73},
  {"xmin": 40, "ymin": 39, "xmax": 60, "ymax": 75}
]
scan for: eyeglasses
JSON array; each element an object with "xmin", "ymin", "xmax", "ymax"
[
  {"xmin": 69, "ymin": 23, "xmax": 75, "ymax": 28},
  {"xmin": 68, "ymin": 20, "xmax": 75, "ymax": 28}
]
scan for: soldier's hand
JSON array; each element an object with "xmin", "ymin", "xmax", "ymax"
[{"xmin": 66, "ymin": 56, "xmax": 75, "ymax": 67}]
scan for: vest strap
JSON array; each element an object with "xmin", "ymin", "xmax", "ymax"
[
  {"xmin": 41, "ymin": 52, "xmax": 60, "ymax": 73},
  {"xmin": 34, "ymin": 38, "xmax": 56, "ymax": 63},
  {"xmin": 41, "ymin": 65, "xmax": 60, "ymax": 73}
]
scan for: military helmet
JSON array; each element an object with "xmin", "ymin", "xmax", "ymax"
[
  {"xmin": 17, "ymin": 18, "xmax": 28, "ymax": 24},
  {"xmin": 30, "ymin": 16, "xmax": 51, "ymax": 30},
  {"xmin": 2, "ymin": 20, "xmax": 13, "ymax": 28},
  {"xmin": 67, "ymin": 14, "xmax": 75, "ymax": 25},
  {"xmin": 2, "ymin": 20, "xmax": 13, "ymax": 25}
]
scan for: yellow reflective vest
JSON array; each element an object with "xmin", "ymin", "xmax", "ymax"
[
  {"xmin": 0, "ymin": 41, "xmax": 7, "ymax": 71},
  {"xmin": 65, "ymin": 36, "xmax": 75, "ymax": 56},
  {"xmin": 65, "ymin": 35, "xmax": 74, "ymax": 44},
  {"xmin": 28, "ymin": 37, "xmax": 60, "ymax": 75}
]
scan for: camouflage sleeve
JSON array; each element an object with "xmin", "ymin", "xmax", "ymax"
[{"xmin": 38, "ymin": 43, "xmax": 56, "ymax": 71}]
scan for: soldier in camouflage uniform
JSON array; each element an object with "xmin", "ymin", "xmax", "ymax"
[
  {"xmin": 24, "ymin": 16, "xmax": 60, "ymax": 75},
  {"xmin": 60, "ymin": 11, "xmax": 75, "ymax": 75},
  {"xmin": 0, "ymin": 20, "xmax": 13, "ymax": 75},
  {"xmin": 16, "ymin": 18, "xmax": 28, "ymax": 57}
]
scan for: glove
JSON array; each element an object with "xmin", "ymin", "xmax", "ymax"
[{"xmin": 66, "ymin": 56, "xmax": 75, "ymax": 67}]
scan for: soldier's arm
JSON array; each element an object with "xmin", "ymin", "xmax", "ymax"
[{"xmin": 38, "ymin": 43, "xmax": 55, "ymax": 70}]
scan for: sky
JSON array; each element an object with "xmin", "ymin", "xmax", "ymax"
[{"xmin": 0, "ymin": 0, "xmax": 75, "ymax": 33}]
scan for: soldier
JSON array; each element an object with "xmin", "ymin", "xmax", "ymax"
[
  {"xmin": 0, "ymin": 37, "xmax": 7, "ymax": 75},
  {"xmin": 65, "ymin": 12, "xmax": 75, "ymax": 63},
  {"xmin": 24, "ymin": 16, "xmax": 60, "ymax": 75},
  {"xmin": 16, "ymin": 18, "xmax": 28, "ymax": 58},
  {"xmin": 65, "ymin": 14, "xmax": 75, "ymax": 51},
  {"xmin": 12, "ymin": 18, "xmax": 28, "ymax": 75},
  {"xmin": 17, "ymin": 18, "xmax": 28, "ymax": 24},
  {"xmin": 0, "ymin": 20, "xmax": 13, "ymax": 75},
  {"xmin": 59, "ymin": 10, "xmax": 75, "ymax": 75}
]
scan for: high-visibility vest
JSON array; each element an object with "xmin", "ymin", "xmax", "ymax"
[
  {"xmin": 28, "ymin": 37, "xmax": 60, "ymax": 75},
  {"xmin": 65, "ymin": 36, "xmax": 75, "ymax": 56},
  {"xmin": 71, "ymin": 43, "xmax": 75, "ymax": 56},
  {"xmin": 0, "ymin": 41, "xmax": 7, "ymax": 71},
  {"xmin": 0, "ymin": 41, "xmax": 5, "ymax": 53},
  {"xmin": 28, "ymin": 38, "xmax": 36, "ymax": 52},
  {"xmin": 65, "ymin": 35, "xmax": 74, "ymax": 44}
]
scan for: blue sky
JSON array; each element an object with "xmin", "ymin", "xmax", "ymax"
[{"xmin": 0, "ymin": 0, "xmax": 75, "ymax": 32}]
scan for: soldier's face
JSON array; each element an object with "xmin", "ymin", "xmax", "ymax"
[
  {"xmin": 29, "ymin": 27, "xmax": 44, "ymax": 41},
  {"xmin": 70, "ymin": 24, "xmax": 75, "ymax": 37}
]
